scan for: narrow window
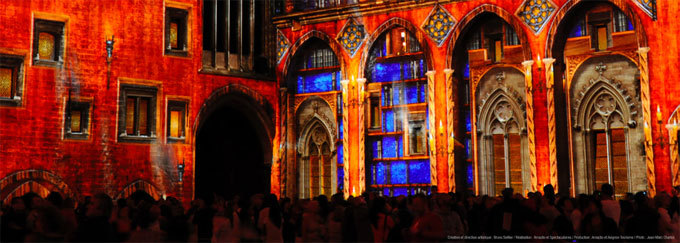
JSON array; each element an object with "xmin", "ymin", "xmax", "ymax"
[
  {"xmin": 167, "ymin": 100, "xmax": 187, "ymax": 143},
  {"xmin": 494, "ymin": 39, "xmax": 503, "ymax": 62},
  {"xmin": 165, "ymin": 7, "xmax": 188, "ymax": 56},
  {"xmin": 65, "ymin": 101, "xmax": 90, "ymax": 139},
  {"xmin": 597, "ymin": 26, "xmax": 608, "ymax": 51},
  {"xmin": 592, "ymin": 129, "xmax": 628, "ymax": 197},
  {"xmin": 370, "ymin": 96, "xmax": 381, "ymax": 129},
  {"xmin": 33, "ymin": 19, "xmax": 65, "ymax": 66}
]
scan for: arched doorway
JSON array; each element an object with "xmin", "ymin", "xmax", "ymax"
[{"xmin": 195, "ymin": 85, "xmax": 273, "ymax": 200}]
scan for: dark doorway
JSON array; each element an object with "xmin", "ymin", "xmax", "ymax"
[{"xmin": 195, "ymin": 95, "xmax": 271, "ymax": 200}]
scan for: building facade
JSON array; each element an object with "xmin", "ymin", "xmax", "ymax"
[{"xmin": 1, "ymin": 0, "xmax": 679, "ymax": 204}]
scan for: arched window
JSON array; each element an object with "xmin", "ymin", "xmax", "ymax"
[
  {"xmin": 550, "ymin": 3, "xmax": 645, "ymax": 195},
  {"xmin": 287, "ymin": 38, "xmax": 344, "ymax": 198},
  {"xmin": 365, "ymin": 27, "xmax": 430, "ymax": 197},
  {"xmin": 475, "ymin": 69, "xmax": 529, "ymax": 196},
  {"xmin": 452, "ymin": 13, "xmax": 529, "ymax": 195}
]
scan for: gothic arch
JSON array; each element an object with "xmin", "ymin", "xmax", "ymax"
[
  {"xmin": 0, "ymin": 170, "xmax": 76, "ymax": 205},
  {"xmin": 568, "ymin": 56, "xmax": 645, "ymax": 194},
  {"xmin": 446, "ymin": 4, "xmax": 533, "ymax": 68},
  {"xmin": 115, "ymin": 179, "xmax": 162, "ymax": 200},
  {"xmin": 476, "ymin": 87, "xmax": 531, "ymax": 195},
  {"xmin": 282, "ymin": 30, "xmax": 345, "ymax": 82},
  {"xmin": 359, "ymin": 17, "xmax": 434, "ymax": 76},
  {"xmin": 295, "ymin": 96, "xmax": 337, "ymax": 198},
  {"xmin": 545, "ymin": 0, "xmax": 648, "ymax": 58}
]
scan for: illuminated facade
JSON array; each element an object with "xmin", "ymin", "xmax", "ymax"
[{"xmin": 1, "ymin": 0, "xmax": 679, "ymax": 203}]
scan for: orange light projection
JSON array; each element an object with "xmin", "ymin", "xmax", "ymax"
[
  {"xmin": 38, "ymin": 32, "xmax": 55, "ymax": 60},
  {"xmin": 70, "ymin": 110, "xmax": 81, "ymax": 133},
  {"xmin": 170, "ymin": 110, "xmax": 181, "ymax": 137},
  {"xmin": 170, "ymin": 22, "xmax": 178, "ymax": 49},
  {"xmin": 0, "ymin": 68, "xmax": 12, "ymax": 98}
]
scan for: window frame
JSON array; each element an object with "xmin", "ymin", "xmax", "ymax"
[
  {"xmin": 33, "ymin": 19, "xmax": 65, "ymax": 66},
  {"xmin": 165, "ymin": 6, "xmax": 189, "ymax": 57},
  {"xmin": 166, "ymin": 100, "xmax": 187, "ymax": 143},
  {"xmin": 64, "ymin": 100, "xmax": 91, "ymax": 140},
  {"xmin": 0, "ymin": 54, "xmax": 24, "ymax": 106},
  {"xmin": 118, "ymin": 84, "xmax": 158, "ymax": 143}
]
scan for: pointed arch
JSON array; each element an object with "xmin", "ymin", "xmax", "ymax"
[
  {"xmin": 282, "ymin": 30, "xmax": 345, "ymax": 82},
  {"xmin": 115, "ymin": 179, "xmax": 162, "ymax": 200},
  {"xmin": 359, "ymin": 17, "xmax": 434, "ymax": 76},
  {"xmin": 545, "ymin": 0, "xmax": 648, "ymax": 58},
  {"xmin": 446, "ymin": 4, "xmax": 533, "ymax": 68},
  {"xmin": 0, "ymin": 170, "xmax": 76, "ymax": 205}
]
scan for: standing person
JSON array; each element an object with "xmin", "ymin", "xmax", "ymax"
[
  {"xmin": 212, "ymin": 199, "xmax": 240, "ymax": 243},
  {"xmin": 258, "ymin": 194, "xmax": 283, "ymax": 242},
  {"xmin": 433, "ymin": 194, "xmax": 464, "ymax": 237},
  {"xmin": 600, "ymin": 184, "xmax": 621, "ymax": 226},
  {"xmin": 74, "ymin": 193, "xmax": 115, "ymax": 242},
  {"xmin": 302, "ymin": 200, "xmax": 325, "ymax": 242},
  {"xmin": 369, "ymin": 197, "xmax": 395, "ymax": 242},
  {"xmin": 408, "ymin": 195, "xmax": 444, "ymax": 242}
]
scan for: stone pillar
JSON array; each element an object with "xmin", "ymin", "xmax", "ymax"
[
  {"xmin": 444, "ymin": 69, "xmax": 455, "ymax": 192},
  {"xmin": 543, "ymin": 57, "xmax": 558, "ymax": 192},
  {"xmin": 638, "ymin": 47, "xmax": 656, "ymax": 196},
  {"xmin": 426, "ymin": 70, "xmax": 438, "ymax": 188},
  {"xmin": 522, "ymin": 60, "xmax": 538, "ymax": 192},
  {"xmin": 340, "ymin": 79, "xmax": 351, "ymax": 198},
  {"xmin": 357, "ymin": 78, "xmax": 367, "ymax": 194}
]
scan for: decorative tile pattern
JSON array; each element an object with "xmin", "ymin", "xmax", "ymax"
[
  {"xmin": 422, "ymin": 5, "xmax": 456, "ymax": 47},
  {"xmin": 517, "ymin": 0, "xmax": 556, "ymax": 34},
  {"xmin": 634, "ymin": 0, "xmax": 657, "ymax": 20},
  {"xmin": 277, "ymin": 29, "xmax": 290, "ymax": 63},
  {"xmin": 337, "ymin": 18, "xmax": 365, "ymax": 57}
]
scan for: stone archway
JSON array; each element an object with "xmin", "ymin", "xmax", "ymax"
[
  {"xmin": 0, "ymin": 170, "xmax": 76, "ymax": 205},
  {"xmin": 194, "ymin": 84, "xmax": 274, "ymax": 200}
]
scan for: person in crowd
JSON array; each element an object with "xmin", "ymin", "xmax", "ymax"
[{"xmin": 600, "ymin": 183, "xmax": 621, "ymax": 226}]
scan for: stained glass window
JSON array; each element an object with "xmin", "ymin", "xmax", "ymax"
[
  {"xmin": 38, "ymin": 32, "xmax": 55, "ymax": 60},
  {"xmin": 366, "ymin": 28, "xmax": 431, "ymax": 196}
]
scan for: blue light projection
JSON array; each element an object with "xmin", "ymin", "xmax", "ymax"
[
  {"xmin": 408, "ymin": 160, "xmax": 431, "ymax": 184},
  {"xmin": 372, "ymin": 62, "xmax": 402, "ymax": 82},
  {"xmin": 382, "ymin": 136, "xmax": 397, "ymax": 158},
  {"xmin": 298, "ymin": 72, "xmax": 333, "ymax": 93},
  {"xmin": 337, "ymin": 144, "xmax": 343, "ymax": 164},
  {"xmin": 406, "ymin": 84, "xmax": 418, "ymax": 104},
  {"xmin": 383, "ymin": 110, "xmax": 394, "ymax": 132},
  {"xmin": 391, "ymin": 161, "xmax": 407, "ymax": 184},
  {"xmin": 376, "ymin": 162, "xmax": 387, "ymax": 185},
  {"xmin": 393, "ymin": 187, "xmax": 408, "ymax": 197}
]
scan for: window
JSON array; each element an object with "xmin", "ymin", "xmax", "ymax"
[
  {"xmin": 408, "ymin": 119, "xmax": 426, "ymax": 155},
  {"xmin": 505, "ymin": 24, "xmax": 520, "ymax": 46},
  {"xmin": 591, "ymin": 129, "xmax": 628, "ymax": 198},
  {"xmin": 202, "ymin": 0, "xmax": 271, "ymax": 74},
  {"xmin": 65, "ymin": 101, "xmax": 90, "ymax": 139},
  {"xmin": 33, "ymin": 19, "xmax": 64, "ymax": 66},
  {"xmin": 118, "ymin": 84, "xmax": 157, "ymax": 142},
  {"xmin": 165, "ymin": 7, "xmax": 188, "ymax": 56},
  {"xmin": 0, "ymin": 54, "xmax": 24, "ymax": 106},
  {"xmin": 613, "ymin": 9, "xmax": 633, "ymax": 32},
  {"xmin": 366, "ymin": 28, "xmax": 430, "ymax": 196},
  {"xmin": 492, "ymin": 133, "xmax": 523, "ymax": 194},
  {"xmin": 167, "ymin": 100, "xmax": 187, "ymax": 142},
  {"xmin": 588, "ymin": 11, "xmax": 611, "ymax": 51}
]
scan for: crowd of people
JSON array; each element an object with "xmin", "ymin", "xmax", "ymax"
[{"xmin": 1, "ymin": 184, "xmax": 679, "ymax": 242}]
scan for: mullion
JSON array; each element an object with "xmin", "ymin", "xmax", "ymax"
[{"xmin": 134, "ymin": 96, "xmax": 141, "ymax": 136}]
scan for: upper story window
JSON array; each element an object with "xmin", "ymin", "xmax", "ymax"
[
  {"xmin": 288, "ymin": 40, "xmax": 341, "ymax": 94},
  {"xmin": 465, "ymin": 20, "xmax": 520, "ymax": 63},
  {"xmin": 118, "ymin": 84, "xmax": 158, "ymax": 142},
  {"xmin": 0, "ymin": 54, "xmax": 24, "ymax": 106},
  {"xmin": 33, "ymin": 19, "xmax": 65, "ymax": 66},
  {"xmin": 165, "ymin": 7, "xmax": 189, "ymax": 56},
  {"xmin": 567, "ymin": 7, "xmax": 634, "ymax": 49},
  {"xmin": 202, "ymin": 0, "xmax": 272, "ymax": 75}
]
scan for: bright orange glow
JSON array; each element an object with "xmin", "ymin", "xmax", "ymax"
[
  {"xmin": 38, "ymin": 32, "xmax": 55, "ymax": 60},
  {"xmin": 0, "ymin": 68, "xmax": 12, "ymax": 98}
]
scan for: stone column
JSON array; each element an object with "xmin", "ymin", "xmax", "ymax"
[
  {"xmin": 357, "ymin": 78, "xmax": 367, "ymax": 194},
  {"xmin": 340, "ymin": 79, "xmax": 351, "ymax": 198},
  {"xmin": 522, "ymin": 60, "xmax": 538, "ymax": 192},
  {"xmin": 638, "ymin": 47, "xmax": 656, "ymax": 196},
  {"xmin": 543, "ymin": 57, "xmax": 558, "ymax": 192},
  {"xmin": 426, "ymin": 70, "xmax": 438, "ymax": 187},
  {"xmin": 444, "ymin": 69, "xmax": 455, "ymax": 192}
]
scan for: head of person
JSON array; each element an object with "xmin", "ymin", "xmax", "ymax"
[
  {"xmin": 86, "ymin": 193, "xmax": 113, "ymax": 218},
  {"xmin": 601, "ymin": 184, "xmax": 614, "ymax": 198}
]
